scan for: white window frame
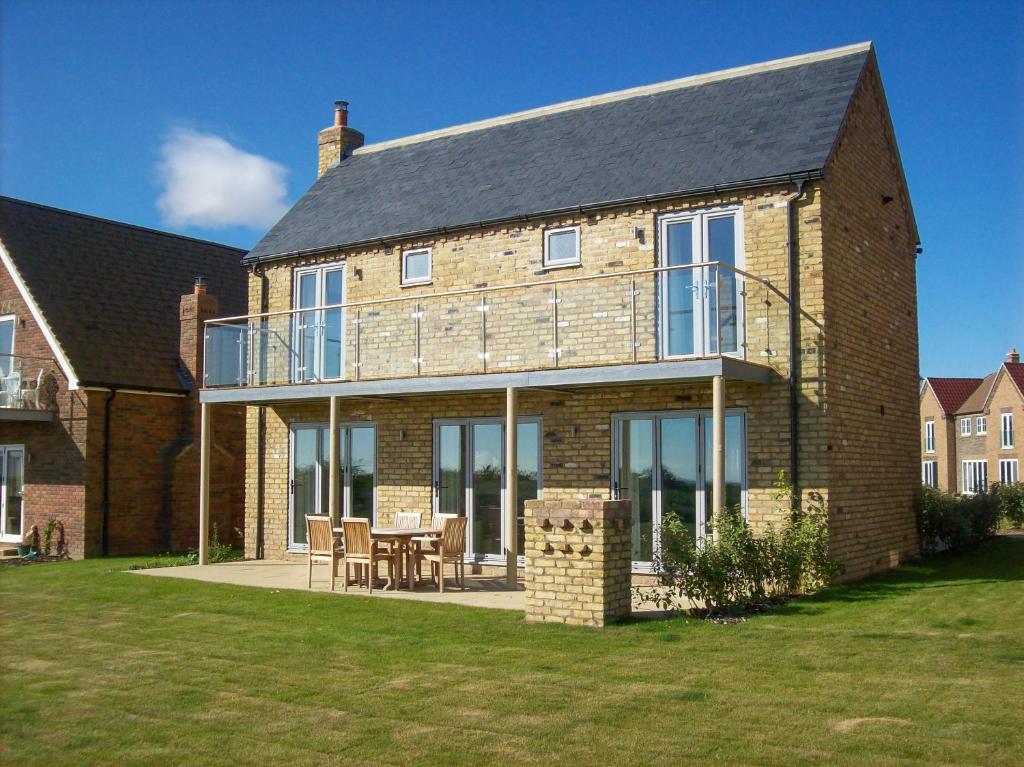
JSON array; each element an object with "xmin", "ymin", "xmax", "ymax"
[
  {"xmin": 291, "ymin": 261, "xmax": 346, "ymax": 383},
  {"xmin": 0, "ymin": 444, "xmax": 26, "ymax": 543},
  {"xmin": 999, "ymin": 459, "xmax": 1019, "ymax": 485},
  {"xmin": 542, "ymin": 226, "xmax": 581, "ymax": 268},
  {"xmin": 976, "ymin": 416, "xmax": 987, "ymax": 435},
  {"xmin": 0, "ymin": 314, "xmax": 15, "ymax": 377},
  {"xmin": 924, "ymin": 420, "xmax": 935, "ymax": 453},
  {"xmin": 960, "ymin": 417, "xmax": 972, "ymax": 436},
  {"xmin": 921, "ymin": 460, "xmax": 938, "ymax": 488},
  {"xmin": 962, "ymin": 460, "xmax": 987, "ymax": 495},
  {"xmin": 1001, "ymin": 413, "xmax": 1015, "ymax": 449},
  {"xmin": 401, "ymin": 247, "xmax": 432, "ymax": 286}
]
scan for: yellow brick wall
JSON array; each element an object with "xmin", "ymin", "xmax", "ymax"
[
  {"xmin": 985, "ymin": 369, "xmax": 1023, "ymax": 483},
  {"xmin": 919, "ymin": 386, "xmax": 956, "ymax": 492}
]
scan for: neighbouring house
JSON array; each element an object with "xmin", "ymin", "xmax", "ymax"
[
  {"xmin": 921, "ymin": 348, "xmax": 1023, "ymax": 494},
  {"xmin": 0, "ymin": 196, "xmax": 247, "ymax": 558},
  {"xmin": 199, "ymin": 41, "xmax": 921, "ymax": 600}
]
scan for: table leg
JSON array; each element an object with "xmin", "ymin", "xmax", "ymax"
[{"xmin": 407, "ymin": 543, "xmax": 416, "ymax": 591}]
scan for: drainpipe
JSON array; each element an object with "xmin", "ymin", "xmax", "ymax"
[
  {"xmin": 101, "ymin": 389, "xmax": 117, "ymax": 556},
  {"xmin": 785, "ymin": 180, "xmax": 807, "ymax": 508},
  {"xmin": 250, "ymin": 260, "xmax": 269, "ymax": 559}
]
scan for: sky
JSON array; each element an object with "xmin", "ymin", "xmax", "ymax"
[{"xmin": 1, "ymin": 0, "xmax": 1021, "ymax": 377}]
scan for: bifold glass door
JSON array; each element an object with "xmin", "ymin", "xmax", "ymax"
[
  {"xmin": 293, "ymin": 264, "xmax": 345, "ymax": 382},
  {"xmin": 659, "ymin": 210, "xmax": 743, "ymax": 358},
  {"xmin": 433, "ymin": 418, "xmax": 541, "ymax": 562},
  {"xmin": 288, "ymin": 423, "xmax": 375, "ymax": 550},
  {"xmin": 612, "ymin": 411, "xmax": 745, "ymax": 567},
  {"xmin": 0, "ymin": 445, "xmax": 25, "ymax": 541}
]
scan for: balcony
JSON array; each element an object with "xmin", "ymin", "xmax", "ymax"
[
  {"xmin": 0, "ymin": 354, "xmax": 55, "ymax": 421},
  {"xmin": 202, "ymin": 263, "xmax": 789, "ymax": 401}
]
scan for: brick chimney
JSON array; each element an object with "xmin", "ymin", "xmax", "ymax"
[
  {"xmin": 1008, "ymin": 347, "xmax": 1020, "ymax": 364},
  {"xmin": 179, "ymin": 277, "xmax": 220, "ymax": 435},
  {"xmin": 318, "ymin": 100, "xmax": 364, "ymax": 177}
]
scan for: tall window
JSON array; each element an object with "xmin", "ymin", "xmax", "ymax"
[
  {"xmin": 976, "ymin": 416, "xmax": 987, "ymax": 435},
  {"xmin": 921, "ymin": 461, "xmax": 938, "ymax": 488},
  {"xmin": 0, "ymin": 315, "xmax": 14, "ymax": 377},
  {"xmin": 1001, "ymin": 413, "xmax": 1015, "ymax": 449},
  {"xmin": 924, "ymin": 420, "xmax": 935, "ymax": 453},
  {"xmin": 962, "ymin": 460, "xmax": 987, "ymax": 495},
  {"xmin": 292, "ymin": 263, "xmax": 345, "ymax": 382},
  {"xmin": 999, "ymin": 459, "xmax": 1019, "ymax": 484},
  {"xmin": 960, "ymin": 418, "xmax": 972, "ymax": 436}
]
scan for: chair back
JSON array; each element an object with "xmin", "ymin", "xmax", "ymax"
[
  {"xmin": 394, "ymin": 511, "xmax": 422, "ymax": 529},
  {"xmin": 439, "ymin": 516, "xmax": 467, "ymax": 555},
  {"xmin": 431, "ymin": 512, "xmax": 458, "ymax": 530},
  {"xmin": 342, "ymin": 517, "xmax": 372, "ymax": 557},
  {"xmin": 305, "ymin": 515, "xmax": 335, "ymax": 556}
]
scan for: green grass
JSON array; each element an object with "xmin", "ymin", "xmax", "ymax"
[{"xmin": 1, "ymin": 539, "xmax": 1022, "ymax": 767}]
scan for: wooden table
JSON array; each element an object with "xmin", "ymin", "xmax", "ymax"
[{"xmin": 334, "ymin": 526, "xmax": 440, "ymax": 590}]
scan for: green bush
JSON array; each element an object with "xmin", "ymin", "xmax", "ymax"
[
  {"xmin": 991, "ymin": 482, "xmax": 1024, "ymax": 528},
  {"xmin": 917, "ymin": 486, "xmax": 1001, "ymax": 554},
  {"xmin": 639, "ymin": 473, "xmax": 840, "ymax": 615}
]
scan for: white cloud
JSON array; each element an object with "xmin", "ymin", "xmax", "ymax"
[{"xmin": 156, "ymin": 128, "xmax": 289, "ymax": 229}]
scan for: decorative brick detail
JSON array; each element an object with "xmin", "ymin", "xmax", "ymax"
[{"xmin": 524, "ymin": 498, "xmax": 631, "ymax": 627}]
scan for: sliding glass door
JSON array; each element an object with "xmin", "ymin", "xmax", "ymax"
[
  {"xmin": 433, "ymin": 418, "xmax": 541, "ymax": 562},
  {"xmin": 612, "ymin": 410, "xmax": 745, "ymax": 568},
  {"xmin": 288, "ymin": 422, "xmax": 376, "ymax": 550},
  {"xmin": 292, "ymin": 263, "xmax": 345, "ymax": 382},
  {"xmin": 0, "ymin": 445, "xmax": 25, "ymax": 542}
]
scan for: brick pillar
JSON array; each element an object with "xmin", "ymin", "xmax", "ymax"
[
  {"xmin": 524, "ymin": 498, "xmax": 632, "ymax": 628},
  {"xmin": 179, "ymin": 278, "xmax": 219, "ymax": 437}
]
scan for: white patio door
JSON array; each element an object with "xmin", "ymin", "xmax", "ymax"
[
  {"xmin": 0, "ymin": 445, "xmax": 25, "ymax": 542},
  {"xmin": 292, "ymin": 263, "xmax": 345, "ymax": 382},
  {"xmin": 433, "ymin": 418, "xmax": 541, "ymax": 562}
]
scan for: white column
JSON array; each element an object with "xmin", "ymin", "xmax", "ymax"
[
  {"xmin": 712, "ymin": 375, "xmax": 725, "ymax": 541},
  {"xmin": 328, "ymin": 395, "xmax": 341, "ymax": 526},
  {"xmin": 198, "ymin": 401, "xmax": 212, "ymax": 565},
  {"xmin": 505, "ymin": 386, "xmax": 518, "ymax": 588}
]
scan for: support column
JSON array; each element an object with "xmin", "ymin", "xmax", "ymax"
[
  {"xmin": 328, "ymin": 395, "xmax": 341, "ymax": 526},
  {"xmin": 198, "ymin": 401, "xmax": 212, "ymax": 565},
  {"xmin": 505, "ymin": 386, "xmax": 518, "ymax": 588},
  {"xmin": 712, "ymin": 375, "xmax": 725, "ymax": 540}
]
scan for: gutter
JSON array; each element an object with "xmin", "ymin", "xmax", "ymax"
[
  {"xmin": 785, "ymin": 179, "xmax": 808, "ymax": 506},
  {"xmin": 242, "ymin": 170, "xmax": 825, "ymax": 267}
]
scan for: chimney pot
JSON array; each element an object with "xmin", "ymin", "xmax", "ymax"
[
  {"xmin": 194, "ymin": 276, "xmax": 208, "ymax": 295},
  {"xmin": 334, "ymin": 100, "xmax": 349, "ymax": 128},
  {"xmin": 1008, "ymin": 347, "xmax": 1020, "ymax": 364}
]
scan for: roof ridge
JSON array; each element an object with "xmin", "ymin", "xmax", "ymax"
[
  {"xmin": 352, "ymin": 42, "xmax": 873, "ymax": 157},
  {"xmin": 0, "ymin": 195, "xmax": 247, "ymax": 253}
]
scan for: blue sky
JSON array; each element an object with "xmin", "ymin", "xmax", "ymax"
[{"xmin": 1, "ymin": 0, "xmax": 1021, "ymax": 377}]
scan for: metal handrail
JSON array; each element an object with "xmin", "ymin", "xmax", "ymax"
[{"xmin": 204, "ymin": 261, "xmax": 784, "ymax": 326}]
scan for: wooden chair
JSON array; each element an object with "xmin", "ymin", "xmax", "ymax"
[
  {"xmin": 341, "ymin": 518, "xmax": 392, "ymax": 593},
  {"xmin": 305, "ymin": 515, "xmax": 344, "ymax": 591},
  {"xmin": 417, "ymin": 516, "xmax": 467, "ymax": 593},
  {"xmin": 414, "ymin": 513, "xmax": 457, "ymax": 581},
  {"xmin": 394, "ymin": 511, "xmax": 422, "ymax": 529}
]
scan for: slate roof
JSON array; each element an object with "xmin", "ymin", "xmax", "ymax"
[
  {"xmin": 0, "ymin": 197, "xmax": 246, "ymax": 392},
  {"xmin": 955, "ymin": 373, "xmax": 996, "ymax": 415},
  {"xmin": 247, "ymin": 43, "xmax": 872, "ymax": 262},
  {"xmin": 925, "ymin": 377, "xmax": 985, "ymax": 415}
]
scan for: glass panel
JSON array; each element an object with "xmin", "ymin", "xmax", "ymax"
[
  {"xmin": 516, "ymin": 421, "xmax": 540, "ymax": 556},
  {"xmin": 617, "ymin": 418, "xmax": 654, "ymax": 561},
  {"xmin": 0, "ymin": 318, "xmax": 13, "ymax": 376},
  {"xmin": 471, "ymin": 423, "xmax": 503, "ymax": 556},
  {"xmin": 404, "ymin": 251, "xmax": 430, "ymax": 282},
  {"xmin": 205, "ymin": 323, "xmax": 248, "ymax": 386},
  {"xmin": 546, "ymin": 229, "xmax": 578, "ymax": 264},
  {"xmin": 323, "ymin": 270, "xmax": 344, "ymax": 379},
  {"xmin": 296, "ymin": 272, "xmax": 318, "ymax": 382},
  {"xmin": 703, "ymin": 414, "xmax": 745, "ymax": 528},
  {"xmin": 437, "ymin": 424, "xmax": 466, "ymax": 517},
  {"xmin": 4, "ymin": 449, "xmax": 23, "ymax": 537},
  {"xmin": 291, "ymin": 427, "xmax": 320, "ymax": 546},
  {"xmin": 318, "ymin": 426, "xmax": 330, "ymax": 526},
  {"xmin": 707, "ymin": 216, "xmax": 739, "ymax": 354},
  {"xmin": 349, "ymin": 426, "xmax": 375, "ymax": 520},
  {"xmin": 660, "ymin": 418, "xmax": 698, "ymax": 542},
  {"xmin": 664, "ymin": 221, "xmax": 696, "ymax": 356}
]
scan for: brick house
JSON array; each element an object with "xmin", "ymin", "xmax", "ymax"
[
  {"xmin": 0, "ymin": 197, "xmax": 246, "ymax": 557},
  {"xmin": 200, "ymin": 42, "xmax": 921, "ymax": 585},
  {"xmin": 921, "ymin": 349, "xmax": 1023, "ymax": 493}
]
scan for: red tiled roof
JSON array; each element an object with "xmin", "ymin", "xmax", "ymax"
[
  {"xmin": 1005, "ymin": 362, "xmax": 1024, "ymax": 397},
  {"xmin": 925, "ymin": 377, "xmax": 984, "ymax": 415}
]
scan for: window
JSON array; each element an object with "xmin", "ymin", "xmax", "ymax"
[
  {"xmin": 401, "ymin": 248, "xmax": 431, "ymax": 285},
  {"xmin": 924, "ymin": 420, "xmax": 935, "ymax": 453},
  {"xmin": 960, "ymin": 418, "xmax": 972, "ymax": 436},
  {"xmin": 543, "ymin": 226, "xmax": 580, "ymax": 268},
  {"xmin": 0, "ymin": 315, "xmax": 13, "ymax": 377},
  {"xmin": 962, "ymin": 460, "xmax": 987, "ymax": 495},
  {"xmin": 0, "ymin": 445, "xmax": 25, "ymax": 542},
  {"xmin": 999, "ymin": 459, "xmax": 1020, "ymax": 484},
  {"xmin": 922, "ymin": 461, "xmax": 938, "ymax": 488},
  {"xmin": 1001, "ymin": 413, "xmax": 1015, "ymax": 449},
  {"xmin": 292, "ymin": 262, "xmax": 345, "ymax": 382},
  {"xmin": 976, "ymin": 416, "xmax": 987, "ymax": 435}
]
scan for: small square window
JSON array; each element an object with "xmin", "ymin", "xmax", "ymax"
[
  {"xmin": 543, "ymin": 226, "xmax": 580, "ymax": 268},
  {"xmin": 401, "ymin": 248, "xmax": 431, "ymax": 285}
]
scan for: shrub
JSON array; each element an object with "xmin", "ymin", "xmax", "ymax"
[
  {"xmin": 183, "ymin": 523, "xmax": 243, "ymax": 565},
  {"xmin": 917, "ymin": 486, "xmax": 1001, "ymax": 554},
  {"xmin": 991, "ymin": 482, "xmax": 1024, "ymax": 528}
]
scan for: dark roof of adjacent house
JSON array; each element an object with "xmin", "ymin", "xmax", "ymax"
[
  {"xmin": 925, "ymin": 377, "xmax": 985, "ymax": 415},
  {"xmin": 0, "ymin": 196, "xmax": 246, "ymax": 392},
  {"xmin": 1004, "ymin": 362, "xmax": 1024, "ymax": 398},
  {"xmin": 247, "ymin": 43, "xmax": 874, "ymax": 263},
  {"xmin": 955, "ymin": 373, "xmax": 997, "ymax": 415}
]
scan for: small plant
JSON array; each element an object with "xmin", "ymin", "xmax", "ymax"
[
  {"xmin": 40, "ymin": 519, "xmax": 69, "ymax": 558},
  {"xmin": 184, "ymin": 522, "xmax": 243, "ymax": 565}
]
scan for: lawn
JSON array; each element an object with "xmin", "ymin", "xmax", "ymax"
[{"xmin": 1, "ymin": 539, "xmax": 1022, "ymax": 767}]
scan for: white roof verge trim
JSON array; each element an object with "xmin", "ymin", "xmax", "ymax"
[{"xmin": 0, "ymin": 238, "xmax": 80, "ymax": 389}]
